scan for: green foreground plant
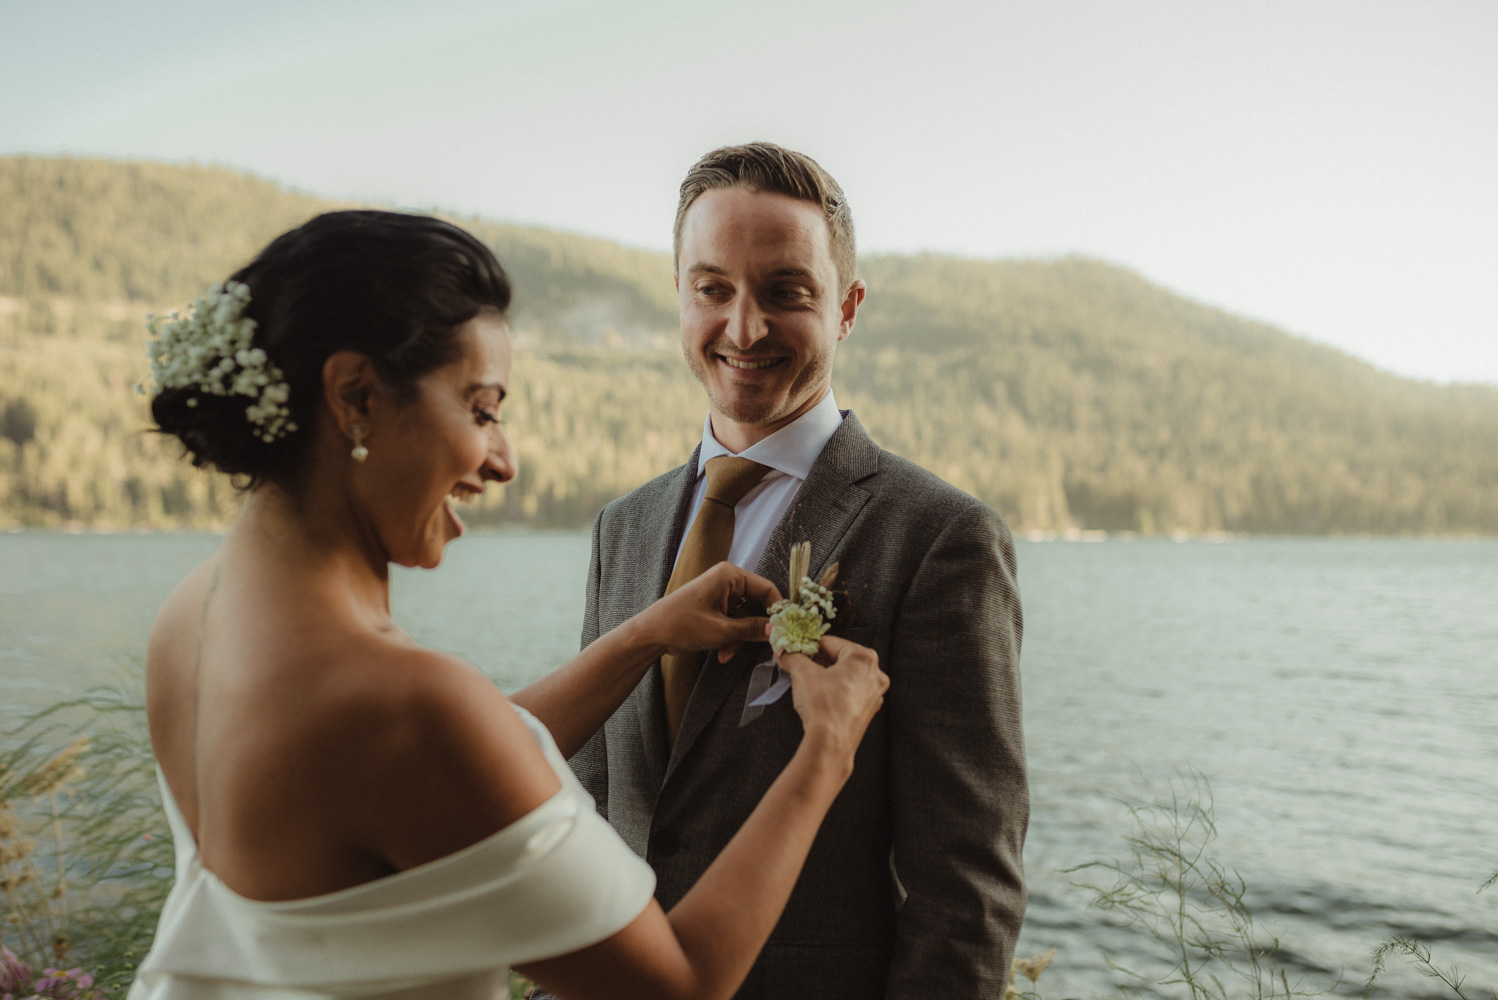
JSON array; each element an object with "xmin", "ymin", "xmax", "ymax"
[
  {"xmin": 1364, "ymin": 937, "xmax": 1493, "ymax": 1000},
  {"xmin": 1, "ymin": 686, "xmax": 172, "ymax": 993},
  {"xmin": 1066, "ymin": 769, "xmax": 1324, "ymax": 999},
  {"xmin": 1363, "ymin": 872, "xmax": 1498, "ymax": 1000}
]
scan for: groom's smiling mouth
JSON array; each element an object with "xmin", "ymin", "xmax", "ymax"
[{"xmin": 719, "ymin": 353, "xmax": 785, "ymax": 371}]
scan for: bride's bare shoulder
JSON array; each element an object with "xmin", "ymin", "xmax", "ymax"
[
  {"xmin": 146, "ymin": 555, "xmax": 222, "ymax": 663},
  {"xmin": 293, "ymin": 633, "xmax": 566, "ymax": 870},
  {"xmin": 145, "ymin": 555, "xmax": 228, "ymax": 771}
]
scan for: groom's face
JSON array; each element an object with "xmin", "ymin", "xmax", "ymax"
[{"xmin": 676, "ymin": 187, "xmax": 864, "ymax": 451}]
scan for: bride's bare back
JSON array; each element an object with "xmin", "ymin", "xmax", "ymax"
[{"xmin": 146, "ymin": 508, "xmax": 559, "ymax": 902}]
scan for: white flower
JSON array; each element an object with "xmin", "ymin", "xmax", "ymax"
[
  {"xmin": 767, "ymin": 543, "xmax": 839, "ymax": 656},
  {"xmin": 769, "ymin": 601, "xmax": 831, "ymax": 655},
  {"xmin": 144, "ymin": 280, "xmax": 296, "ymax": 442}
]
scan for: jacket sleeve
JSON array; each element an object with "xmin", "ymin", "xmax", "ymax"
[
  {"xmin": 885, "ymin": 502, "xmax": 1028, "ymax": 999},
  {"xmin": 566, "ymin": 507, "xmax": 610, "ymax": 821}
]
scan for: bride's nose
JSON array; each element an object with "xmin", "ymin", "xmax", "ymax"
[{"xmin": 484, "ymin": 428, "xmax": 517, "ymax": 484}]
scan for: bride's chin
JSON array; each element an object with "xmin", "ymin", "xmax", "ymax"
[
  {"xmin": 411, "ymin": 502, "xmax": 463, "ymax": 568},
  {"xmin": 410, "ymin": 536, "xmax": 448, "ymax": 570}
]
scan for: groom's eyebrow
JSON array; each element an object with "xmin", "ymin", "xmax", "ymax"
[
  {"xmin": 768, "ymin": 266, "xmax": 816, "ymax": 282},
  {"xmin": 688, "ymin": 263, "xmax": 817, "ymax": 282}
]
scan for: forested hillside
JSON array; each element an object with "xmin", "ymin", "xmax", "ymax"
[{"xmin": 2, "ymin": 155, "xmax": 1495, "ymax": 533}]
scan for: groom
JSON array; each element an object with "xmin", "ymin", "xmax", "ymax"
[{"xmin": 563, "ymin": 143, "xmax": 1027, "ymax": 998}]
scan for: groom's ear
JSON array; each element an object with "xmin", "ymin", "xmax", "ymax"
[{"xmin": 837, "ymin": 280, "xmax": 866, "ymax": 341}]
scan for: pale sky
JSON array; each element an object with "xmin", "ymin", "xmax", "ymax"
[{"xmin": 3, "ymin": 0, "xmax": 1495, "ymax": 384}]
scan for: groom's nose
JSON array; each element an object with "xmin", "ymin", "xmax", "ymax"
[{"xmin": 724, "ymin": 294, "xmax": 769, "ymax": 349}]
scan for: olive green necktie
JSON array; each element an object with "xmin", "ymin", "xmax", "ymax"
[{"xmin": 660, "ymin": 455, "xmax": 771, "ymax": 746}]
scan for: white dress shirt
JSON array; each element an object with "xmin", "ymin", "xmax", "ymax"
[{"xmin": 672, "ymin": 390, "xmax": 845, "ymax": 576}]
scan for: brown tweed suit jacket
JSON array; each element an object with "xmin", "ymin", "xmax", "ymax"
[{"xmin": 554, "ymin": 412, "xmax": 1027, "ymax": 999}]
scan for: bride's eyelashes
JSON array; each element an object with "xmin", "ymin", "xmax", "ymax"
[{"xmin": 472, "ymin": 406, "xmax": 501, "ymax": 427}]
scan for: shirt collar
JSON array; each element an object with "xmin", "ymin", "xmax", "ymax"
[{"xmin": 696, "ymin": 390, "xmax": 844, "ymax": 481}]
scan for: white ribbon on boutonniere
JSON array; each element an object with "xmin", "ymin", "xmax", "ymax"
[{"xmin": 738, "ymin": 542, "xmax": 839, "ymax": 727}]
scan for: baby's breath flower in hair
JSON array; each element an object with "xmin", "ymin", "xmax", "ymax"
[{"xmin": 143, "ymin": 281, "xmax": 297, "ymax": 443}]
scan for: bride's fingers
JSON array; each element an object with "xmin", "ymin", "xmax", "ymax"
[
  {"xmin": 714, "ymin": 614, "xmax": 771, "ymax": 663},
  {"xmin": 773, "ymin": 637, "xmax": 839, "ymax": 669},
  {"xmin": 773, "ymin": 649, "xmax": 819, "ymax": 678},
  {"xmin": 733, "ymin": 615, "xmax": 772, "ymax": 643},
  {"xmin": 713, "ymin": 562, "xmax": 781, "ymax": 610},
  {"xmin": 744, "ymin": 573, "xmax": 782, "ymax": 611},
  {"xmin": 778, "ymin": 636, "xmax": 887, "ymax": 695},
  {"xmin": 815, "ymin": 634, "xmax": 860, "ymax": 661}
]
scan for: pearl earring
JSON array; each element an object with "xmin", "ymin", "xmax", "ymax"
[{"xmin": 350, "ymin": 424, "xmax": 369, "ymax": 463}]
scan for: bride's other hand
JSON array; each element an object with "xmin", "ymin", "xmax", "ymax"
[
  {"xmin": 641, "ymin": 562, "xmax": 781, "ymax": 664},
  {"xmin": 511, "ymin": 564, "xmax": 777, "ymax": 759},
  {"xmin": 775, "ymin": 634, "xmax": 888, "ymax": 770}
]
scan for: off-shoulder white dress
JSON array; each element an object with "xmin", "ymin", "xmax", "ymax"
[{"xmin": 128, "ymin": 707, "xmax": 655, "ymax": 1000}]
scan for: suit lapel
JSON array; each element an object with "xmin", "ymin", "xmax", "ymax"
[
  {"xmin": 756, "ymin": 412, "xmax": 880, "ymax": 586},
  {"xmin": 665, "ymin": 414, "xmax": 880, "ymax": 781}
]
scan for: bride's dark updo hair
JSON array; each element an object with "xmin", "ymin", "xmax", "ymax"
[{"xmin": 151, "ymin": 211, "xmax": 511, "ymax": 487}]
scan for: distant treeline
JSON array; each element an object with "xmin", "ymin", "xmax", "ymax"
[{"xmin": 3, "ymin": 155, "xmax": 1496, "ymax": 534}]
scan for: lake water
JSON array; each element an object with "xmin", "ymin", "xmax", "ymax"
[{"xmin": 2, "ymin": 531, "xmax": 1494, "ymax": 997}]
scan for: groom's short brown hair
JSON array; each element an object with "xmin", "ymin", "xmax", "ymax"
[{"xmin": 672, "ymin": 141, "xmax": 857, "ymax": 292}]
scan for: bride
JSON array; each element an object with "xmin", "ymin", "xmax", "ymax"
[{"xmin": 131, "ymin": 210, "xmax": 886, "ymax": 999}]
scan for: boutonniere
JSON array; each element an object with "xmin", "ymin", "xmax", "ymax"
[
  {"xmin": 740, "ymin": 542, "xmax": 839, "ymax": 726},
  {"xmin": 768, "ymin": 541, "xmax": 839, "ymax": 654}
]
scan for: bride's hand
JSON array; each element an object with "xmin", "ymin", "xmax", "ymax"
[
  {"xmin": 775, "ymin": 634, "xmax": 888, "ymax": 764},
  {"xmin": 641, "ymin": 562, "xmax": 781, "ymax": 664}
]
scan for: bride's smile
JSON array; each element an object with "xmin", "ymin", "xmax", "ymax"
[{"xmin": 338, "ymin": 312, "xmax": 516, "ymax": 571}]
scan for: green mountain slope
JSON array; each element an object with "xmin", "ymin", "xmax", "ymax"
[{"xmin": 2, "ymin": 155, "xmax": 1494, "ymax": 533}]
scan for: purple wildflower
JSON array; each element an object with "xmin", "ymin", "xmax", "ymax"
[{"xmin": 0, "ymin": 947, "xmax": 33, "ymax": 993}]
